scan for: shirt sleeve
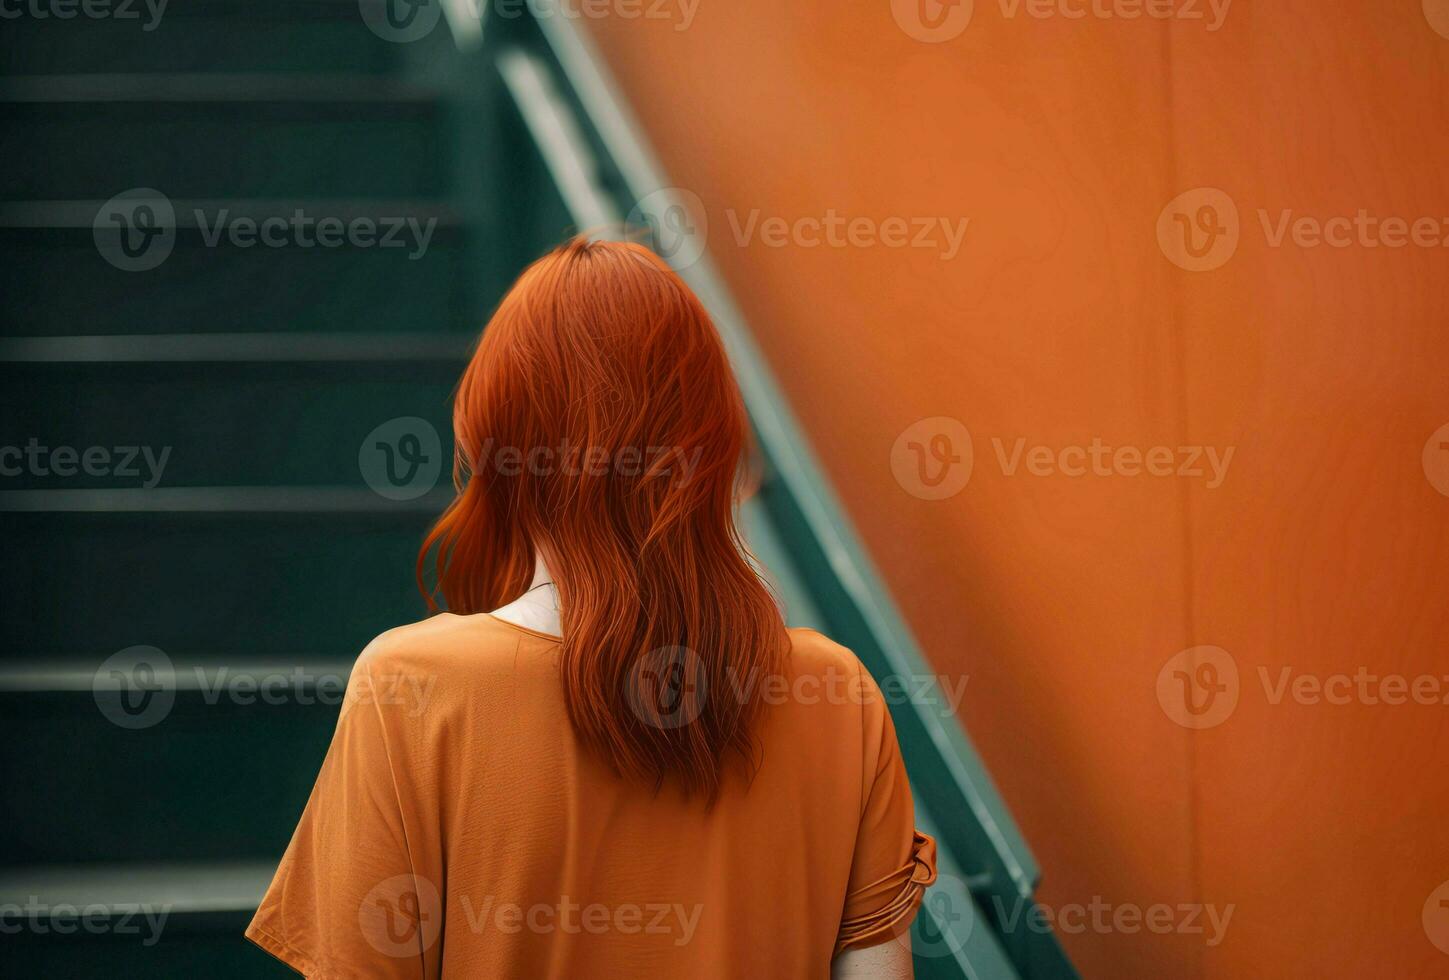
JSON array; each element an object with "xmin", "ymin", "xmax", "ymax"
[
  {"xmin": 834, "ymin": 664, "xmax": 939, "ymax": 955},
  {"xmin": 246, "ymin": 644, "xmax": 439, "ymax": 979}
]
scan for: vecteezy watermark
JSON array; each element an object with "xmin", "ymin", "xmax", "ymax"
[
  {"xmin": 1155, "ymin": 646, "xmax": 1239, "ymax": 730},
  {"xmin": 891, "ymin": 0, "xmax": 974, "ymax": 42},
  {"xmin": 626, "ymin": 647, "xmax": 972, "ymax": 731},
  {"xmin": 992, "ymin": 895, "xmax": 1234, "ymax": 946},
  {"xmin": 93, "ymin": 646, "xmax": 177, "ymax": 730},
  {"xmin": 725, "ymin": 664, "xmax": 970, "ymax": 717},
  {"xmin": 626, "ymin": 190, "xmax": 970, "ymax": 268},
  {"xmin": 1424, "ymin": 878, "xmax": 1449, "ymax": 955},
  {"xmin": 0, "ymin": 439, "xmax": 171, "ymax": 488},
  {"xmin": 497, "ymin": 0, "xmax": 699, "ymax": 29},
  {"xmin": 898, "ymin": 872, "xmax": 975, "ymax": 958},
  {"xmin": 200, "ymin": 666, "xmax": 433, "ymax": 716},
  {"xmin": 1423, "ymin": 422, "xmax": 1449, "ymax": 498},
  {"xmin": 992, "ymin": 437, "xmax": 1234, "ymax": 488},
  {"xmin": 724, "ymin": 209, "xmax": 970, "ymax": 261},
  {"xmin": 94, "ymin": 188, "xmax": 175, "ymax": 272},
  {"xmin": 629, "ymin": 187, "xmax": 709, "ymax": 270},
  {"xmin": 91, "ymin": 648, "xmax": 436, "ymax": 729},
  {"xmin": 0, "ymin": 0, "xmax": 168, "ymax": 31},
  {"xmin": 360, "ymin": 417, "xmax": 443, "ymax": 502},
  {"xmin": 891, "ymin": 419, "xmax": 1235, "ymax": 499},
  {"xmin": 359, "ymin": 0, "xmax": 698, "ymax": 43},
  {"xmin": 994, "ymin": 0, "xmax": 1231, "ymax": 30},
  {"xmin": 470, "ymin": 439, "xmax": 706, "ymax": 485},
  {"xmin": 627, "ymin": 646, "xmax": 708, "ymax": 729},
  {"xmin": 891, "ymin": 0, "xmax": 1232, "ymax": 42},
  {"xmin": 0, "ymin": 898, "xmax": 169, "ymax": 946},
  {"xmin": 193, "ymin": 209, "xmax": 436, "ymax": 258},
  {"xmin": 358, "ymin": 875, "xmax": 701, "ymax": 954},
  {"xmin": 458, "ymin": 894, "xmax": 703, "ymax": 945},
  {"xmin": 892, "ymin": 417, "xmax": 974, "ymax": 501},
  {"xmin": 1156, "ymin": 187, "xmax": 1240, "ymax": 272},
  {"xmin": 359, "ymin": 875, "xmax": 444, "ymax": 957},
  {"xmin": 1159, "ymin": 186, "xmax": 1449, "ymax": 272},
  {"xmin": 1158, "ymin": 646, "xmax": 1449, "ymax": 729},
  {"xmin": 358, "ymin": 0, "xmax": 443, "ymax": 42},
  {"xmin": 93, "ymin": 189, "xmax": 438, "ymax": 272}
]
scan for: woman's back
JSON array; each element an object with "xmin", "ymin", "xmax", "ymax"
[
  {"xmin": 248, "ymin": 238, "xmax": 934, "ymax": 977},
  {"xmin": 247, "ymin": 613, "xmax": 934, "ymax": 978}
]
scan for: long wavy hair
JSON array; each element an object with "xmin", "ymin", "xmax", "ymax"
[{"xmin": 418, "ymin": 236, "xmax": 787, "ymax": 798}]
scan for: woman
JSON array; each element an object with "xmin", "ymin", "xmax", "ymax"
[{"xmin": 246, "ymin": 237, "xmax": 936, "ymax": 978}]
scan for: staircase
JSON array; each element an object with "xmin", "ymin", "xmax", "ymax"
[{"xmin": 0, "ymin": 3, "xmax": 1076, "ymax": 977}]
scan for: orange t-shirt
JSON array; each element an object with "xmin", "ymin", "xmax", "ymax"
[{"xmin": 246, "ymin": 613, "xmax": 936, "ymax": 978}]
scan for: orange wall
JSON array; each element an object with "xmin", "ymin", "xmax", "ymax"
[{"xmin": 589, "ymin": 3, "xmax": 1449, "ymax": 977}]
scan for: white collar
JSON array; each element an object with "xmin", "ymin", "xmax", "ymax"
[{"xmin": 489, "ymin": 552, "xmax": 561, "ymax": 638}]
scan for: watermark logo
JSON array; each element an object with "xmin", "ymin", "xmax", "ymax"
[
  {"xmin": 93, "ymin": 189, "xmax": 438, "ymax": 270},
  {"xmin": 359, "ymin": 875, "xmax": 443, "ymax": 957},
  {"xmin": 1157, "ymin": 187, "xmax": 1239, "ymax": 272},
  {"xmin": 0, "ymin": 0, "xmax": 169, "ymax": 31},
  {"xmin": 892, "ymin": 422, "xmax": 1235, "ymax": 499},
  {"xmin": 359, "ymin": 0, "xmax": 442, "ymax": 42},
  {"xmin": 994, "ymin": 895, "xmax": 1234, "ymax": 946},
  {"xmin": 891, "ymin": 417, "xmax": 974, "ymax": 500},
  {"xmin": 457, "ymin": 894, "xmax": 702, "ymax": 943},
  {"xmin": 626, "ymin": 646, "xmax": 707, "ymax": 730},
  {"xmin": 891, "ymin": 0, "xmax": 973, "ymax": 42},
  {"xmin": 1156, "ymin": 646, "xmax": 1239, "ymax": 730},
  {"xmin": 469, "ymin": 439, "xmax": 704, "ymax": 485},
  {"xmin": 1258, "ymin": 209, "xmax": 1449, "ymax": 250},
  {"xmin": 996, "ymin": 0, "xmax": 1232, "ymax": 30},
  {"xmin": 0, "ymin": 439, "xmax": 171, "ymax": 488},
  {"xmin": 0, "ymin": 898, "xmax": 169, "ymax": 945},
  {"xmin": 630, "ymin": 190, "xmax": 969, "ymax": 265},
  {"xmin": 361, "ymin": 0, "xmax": 700, "ymax": 40},
  {"xmin": 502, "ymin": 0, "xmax": 699, "ymax": 29},
  {"xmin": 94, "ymin": 188, "xmax": 175, "ymax": 272},
  {"xmin": 1159, "ymin": 648, "xmax": 1449, "ymax": 728},
  {"xmin": 192, "ymin": 208, "xmax": 436, "ymax": 259},
  {"xmin": 1422, "ymin": 422, "xmax": 1449, "ymax": 498},
  {"xmin": 360, "ymin": 417, "xmax": 442, "ymax": 501},
  {"xmin": 900, "ymin": 871, "xmax": 975, "ymax": 957},
  {"xmin": 1424, "ymin": 879, "xmax": 1449, "ymax": 955},
  {"xmin": 726, "ymin": 209, "xmax": 969, "ymax": 260},
  {"xmin": 93, "ymin": 645, "xmax": 176, "ymax": 730},
  {"xmin": 994, "ymin": 437, "xmax": 1234, "ymax": 487},
  {"xmin": 1426, "ymin": 0, "xmax": 1449, "ymax": 40},
  {"xmin": 629, "ymin": 187, "xmax": 708, "ymax": 270},
  {"xmin": 722, "ymin": 664, "xmax": 970, "ymax": 718},
  {"xmin": 1161, "ymin": 188, "xmax": 1449, "ymax": 268}
]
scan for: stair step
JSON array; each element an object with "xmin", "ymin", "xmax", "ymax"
[
  {"xmin": 0, "ymin": 657, "xmax": 354, "ymax": 693},
  {"xmin": 0, "ymin": 361, "xmax": 457, "ymax": 488},
  {"xmin": 0, "ymin": 861, "xmax": 272, "ymax": 914},
  {"xmin": 0, "ymin": 332, "xmax": 472, "ymax": 363},
  {"xmin": 0, "ymin": 1, "xmax": 427, "ymax": 77},
  {"xmin": 0, "ymin": 73, "xmax": 446, "ymax": 104},
  {"xmin": 2, "ymin": 683, "xmax": 341, "ymax": 862},
  {"xmin": 0, "ymin": 203, "xmax": 474, "ymax": 336},
  {"xmin": 0, "ymin": 486, "xmax": 452, "ymax": 512},
  {"xmin": 1, "ymin": 512, "xmax": 437, "ymax": 660},
  {"xmin": 0, "ymin": 198, "xmax": 460, "ymax": 228},
  {"xmin": 0, "ymin": 862, "xmax": 290, "ymax": 977},
  {"xmin": 2, "ymin": 101, "xmax": 450, "ymax": 199}
]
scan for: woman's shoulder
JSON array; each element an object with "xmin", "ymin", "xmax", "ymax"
[
  {"xmin": 783, "ymin": 626, "xmax": 870, "ymax": 677},
  {"xmin": 353, "ymin": 612, "xmax": 549, "ymax": 679}
]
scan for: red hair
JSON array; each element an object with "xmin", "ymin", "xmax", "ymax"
[{"xmin": 418, "ymin": 237, "xmax": 786, "ymax": 798}]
